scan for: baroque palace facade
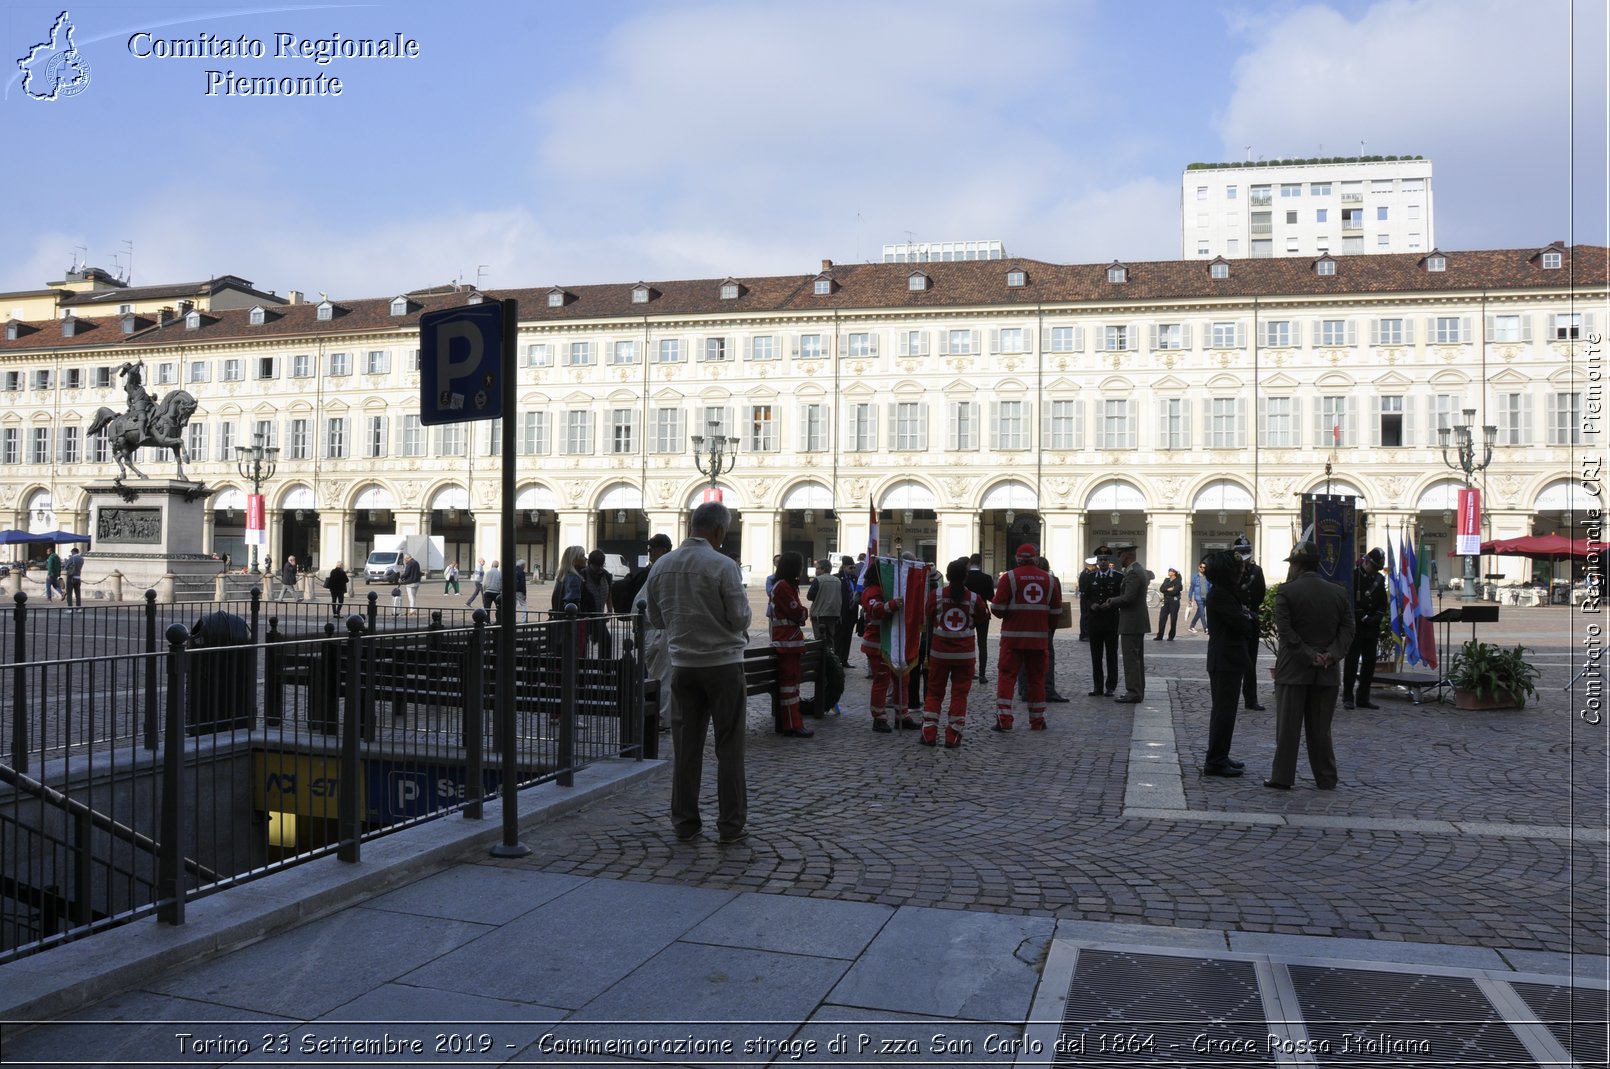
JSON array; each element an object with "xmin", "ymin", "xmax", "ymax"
[{"xmin": 0, "ymin": 244, "xmax": 1602, "ymax": 583}]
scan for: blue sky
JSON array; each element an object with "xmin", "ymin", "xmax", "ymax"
[{"xmin": 2, "ymin": 0, "xmax": 1605, "ymax": 299}]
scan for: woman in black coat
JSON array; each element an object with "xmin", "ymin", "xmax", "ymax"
[
  {"xmin": 1154, "ymin": 568, "xmax": 1183, "ymax": 640},
  {"xmin": 325, "ymin": 563, "xmax": 349, "ymax": 617},
  {"xmin": 1202, "ymin": 550, "xmax": 1256, "ymax": 776}
]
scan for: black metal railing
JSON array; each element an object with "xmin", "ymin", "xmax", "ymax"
[{"xmin": 0, "ymin": 604, "xmax": 648, "ymax": 963}]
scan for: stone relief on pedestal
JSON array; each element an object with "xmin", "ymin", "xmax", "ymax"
[
  {"xmin": 1048, "ymin": 477, "xmax": 1073, "ymax": 500},
  {"xmin": 1263, "ymin": 476, "xmax": 1297, "ymax": 501},
  {"xmin": 1493, "ymin": 473, "xmax": 1523, "ymax": 506},
  {"xmin": 846, "ymin": 478, "xmax": 869, "ymax": 503},
  {"xmin": 476, "ymin": 484, "xmax": 498, "ymax": 508},
  {"xmin": 1156, "ymin": 476, "xmax": 1185, "ymax": 502},
  {"xmin": 1379, "ymin": 475, "xmax": 1409, "ymax": 504},
  {"xmin": 652, "ymin": 481, "xmax": 675, "ymax": 506},
  {"xmin": 750, "ymin": 479, "xmax": 772, "ymax": 503},
  {"xmin": 944, "ymin": 475, "xmax": 972, "ymax": 505},
  {"xmin": 565, "ymin": 480, "xmax": 586, "ymax": 504},
  {"xmin": 322, "ymin": 482, "xmax": 345, "ymax": 508}
]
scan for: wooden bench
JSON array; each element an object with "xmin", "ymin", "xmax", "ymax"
[
  {"xmin": 743, "ymin": 639, "xmax": 831, "ymax": 729},
  {"xmin": 1371, "ymin": 671, "xmax": 1442, "ymax": 705}
]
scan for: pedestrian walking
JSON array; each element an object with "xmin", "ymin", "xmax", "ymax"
[
  {"xmin": 44, "ymin": 545, "xmax": 62, "ymax": 602},
  {"xmin": 324, "ymin": 562, "xmax": 349, "ymax": 617},
  {"xmin": 1264, "ymin": 541, "xmax": 1355, "ymax": 791},
  {"xmin": 62, "ymin": 547, "xmax": 84, "ymax": 611},
  {"xmin": 644, "ymin": 502, "xmax": 753, "ymax": 845},
  {"xmin": 513, "ymin": 560, "xmax": 529, "ymax": 620},
  {"xmin": 444, "ymin": 560, "xmax": 461, "ymax": 595},
  {"xmin": 399, "ymin": 553, "xmax": 423, "ymax": 615},
  {"xmin": 1187, "ymin": 561, "xmax": 1210, "ymax": 634},
  {"xmin": 482, "ymin": 559, "xmax": 503, "ymax": 617},
  {"xmin": 465, "ymin": 558, "xmax": 486, "ymax": 606},
  {"xmin": 277, "ymin": 556, "xmax": 302, "ymax": 601}
]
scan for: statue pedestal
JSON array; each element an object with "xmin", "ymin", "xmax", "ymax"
[{"xmin": 85, "ymin": 480, "xmax": 225, "ymax": 603}]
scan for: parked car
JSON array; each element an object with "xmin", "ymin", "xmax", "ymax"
[{"xmin": 364, "ymin": 550, "xmax": 402, "ymax": 584}]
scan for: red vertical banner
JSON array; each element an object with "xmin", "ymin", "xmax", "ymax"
[
  {"xmin": 1455, "ymin": 488, "xmax": 1481, "ymax": 555},
  {"xmin": 701, "ymin": 486, "xmax": 723, "ymax": 503},
  {"xmin": 246, "ymin": 493, "xmax": 267, "ymax": 546}
]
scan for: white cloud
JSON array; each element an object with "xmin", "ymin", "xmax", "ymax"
[{"xmin": 1214, "ymin": 0, "xmax": 1607, "ymax": 249}]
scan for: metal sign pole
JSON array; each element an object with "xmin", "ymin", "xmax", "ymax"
[{"xmin": 491, "ymin": 298, "xmax": 529, "ymax": 857}]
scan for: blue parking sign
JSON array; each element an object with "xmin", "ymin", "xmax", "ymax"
[{"xmin": 419, "ymin": 303, "xmax": 504, "ymax": 425}]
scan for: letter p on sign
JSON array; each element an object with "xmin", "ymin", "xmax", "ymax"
[{"xmin": 418, "ymin": 303, "xmax": 505, "ymax": 426}]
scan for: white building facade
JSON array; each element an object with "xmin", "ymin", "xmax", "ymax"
[
  {"xmin": 0, "ymin": 242, "xmax": 1599, "ymax": 588},
  {"xmin": 1184, "ymin": 157, "xmax": 1436, "ymax": 261}
]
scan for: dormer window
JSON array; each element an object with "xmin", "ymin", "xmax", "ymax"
[
  {"xmin": 120, "ymin": 314, "xmax": 137, "ymax": 334},
  {"xmin": 1542, "ymin": 251, "xmax": 1562, "ymax": 269},
  {"xmin": 632, "ymin": 285, "xmax": 652, "ymax": 304},
  {"xmin": 1315, "ymin": 256, "xmax": 1337, "ymax": 277},
  {"xmin": 547, "ymin": 288, "xmax": 566, "ymax": 308},
  {"xmin": 467, "ymin": 291, "xmax": 484, "ymax": 305},
  {"xmin": 1424, "ymin": 253, "xmax": 1446, "ymax": 272},
  {"xmin": 6, "ymin": 321, "xmax": 20, "ymax": 341},
  {"xmin": 316, "ymin": 300, "xmax": 334, "ymax": 321},
  {"xmin": 1006, "ymin": 269, "xmax": 1026, "ymax": 287},
  {"xmin": 1106, "ymin": 263, "xmax": 1127, "ymax": 284},
  {"xmin": 1209, "ymin": 261, "xmax": 1230, "ymax": 280},
  {"xmin": 907, "ymin": 271, "xmax": 929, "ymax": 292},
  {"xmin": 720, "ymin": 281, "xmax": 741, "ymax": 300},
  {"xmin": 813, "ymin": 278, "xmax": 832, "ymax": 296},
  {"xmin": 184, "ymin": 310, "xmax": 201, "ymax": 330},
  {"xmin": 249, "ymin": 306, "xmax": 266, "ymax": 326},
  {"xmin": 390, "ymin": 296, "xmax": 409, "ymax": 316}
]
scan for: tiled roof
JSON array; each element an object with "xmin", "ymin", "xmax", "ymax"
[
  {"xmin": 56, "ymin": 274, "xmax": 285, "ymax": 308},
  {"xmin": 0, "ymin": 246, "xmax": 1603, "ymax": 355}
]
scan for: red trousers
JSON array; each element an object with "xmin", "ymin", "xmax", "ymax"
[
  {"xmin": 776, "ymin": 649, "xmax": 803, "ymax": 731},
  {"xmin": 923, "ymin": 658, "xmax": 974, "ymax": 732},
  {"xmin": 996, "ymin": 646, "xmax": 1047, "ymax": 726},
  {"xmin": 866, "ymin": 649, "xmax": 905, "ymax": 721}
]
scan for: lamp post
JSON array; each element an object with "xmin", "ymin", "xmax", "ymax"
[
  {"xmin": 234, "ymin": 431, "xmax": 279, "ymax": 575},
  {"xmin": 690, "ymin": 420, "xmax": 737, "ymax": 496},
  {"xmin": 1438, "ymin": 407, "xmax": 1495, "ymax": 602}
]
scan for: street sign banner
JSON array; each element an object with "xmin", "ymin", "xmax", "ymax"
[
  {"xmin": 246, "ymin": 493, "xmax": 266, "ymax": 545},
  {"xmin": 419, "ymin": 303, "xmax": 504, "ymax": 425}
]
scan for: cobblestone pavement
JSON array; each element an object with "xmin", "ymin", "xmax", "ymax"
[{"xmin": 486, "ymin": 608, "xmax": 1606, "ymax": 955}]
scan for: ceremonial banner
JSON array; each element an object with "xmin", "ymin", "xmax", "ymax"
[
  {"xmin": 1415, "ymin": 541, "xmax": 1438, "ymax": 669},
  {"xmin": 1455, "ymin": 488, "xmax": 1482, "ymax": 556},
  {"xmin": 857, "ymin": 501, "xmax": 878, "ymax": 584},
  {"xmin": 1301, "ymin": 493, "xmax": 1355, "ymax": 600},
  {"xmin": 245, "ymin": 493, "xmax": 267, "ymax": 546},
  {"xmin": 1397, "ymin": 535, "xmax": 1422, "ymax": 666},
  {"xmin": 878, "ymin": 556, "xmax": 927, "ymax": 676}
]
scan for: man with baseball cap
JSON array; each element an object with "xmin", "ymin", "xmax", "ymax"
[
  {"xmin": 1265, "ymin": 541, "xmax": 1354, "ymax": 791},
  {"xmin": 989, "ymin": 543, "xmax": 1060, "ymax": 731}
]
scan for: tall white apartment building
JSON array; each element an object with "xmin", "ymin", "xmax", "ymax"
[{"xmin": 1183, "ymin": 157, "xmax": 1435, "ymax": 260}]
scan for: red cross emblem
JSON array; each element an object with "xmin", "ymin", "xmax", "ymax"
[
  {"xmin": 942, "ymin": 607, "xmax": 968, "ymax": 632},
  {"xmin": 1022, "ymin": 582, "xmax": 1045, "ymax": 604}
]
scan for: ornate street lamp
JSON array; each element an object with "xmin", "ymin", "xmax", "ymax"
[
  {"xmin": 1438, "ymin": 407, "xmax": 1496, "ymax": 602},
  {"xmin": 234, "ymin": 431, "xmax": 279, "ymax": 575},
  {"xmin": 690, "ymin": 419, "xmax": 737, "ymax": 495}
]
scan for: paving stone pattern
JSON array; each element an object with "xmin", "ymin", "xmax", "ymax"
[{"xmin": 487, "ymin": 626, "xmax": 1606, "ymax": 955}]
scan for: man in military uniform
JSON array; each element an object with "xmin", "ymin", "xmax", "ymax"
[
  {"xmin": 1234, "ymin": 535, "xmax": 1269, "ymax": 711},
  {"xmin": 990, "ymin": 543, "xmax": 1060, "ymax": 731},
  {"xmin": 1265, "ymin": 541, "xmax": 1354, "ymax": 790},
  {"xmin": 1342, "ymin": 547, "xmax": 1389, "ymax": 710},
  {"xmin": 1103, "ymin": 542, "xmax": 1153, "ymax": 703},
  {"xmin": 1082, "ymin": 547, "xmax": 1122, "ymax": 696},
  {"xmin": 118, "ymin": 360, "xmax": 156, "ymax": 436}
]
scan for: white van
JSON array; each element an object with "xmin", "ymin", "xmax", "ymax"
[{"xmin": 364, "ymin": 550, "xmax": 401, "ymax": 583}]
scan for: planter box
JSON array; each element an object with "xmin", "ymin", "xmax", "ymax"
[
  {"xmin": 1374, "ymin": 659, "xmax": 1398, "ymax": 674},
  {"xmin": 1453, "ymin": 687, "xmax": 1525, "ymax": 711}
]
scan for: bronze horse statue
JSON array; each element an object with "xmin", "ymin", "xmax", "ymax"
[{"xmin": 87, "ymin": 390, "xmax": 199, "ymax": 481}]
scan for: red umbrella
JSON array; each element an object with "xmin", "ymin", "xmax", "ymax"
[{"xmin": 1478, "ymin": 535, "xmax": 1595, "ymax": 558}]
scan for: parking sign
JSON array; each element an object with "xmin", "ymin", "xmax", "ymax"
[{"xmin": 419, "ymin": 303, "xmax": 504, "ymax": 425}]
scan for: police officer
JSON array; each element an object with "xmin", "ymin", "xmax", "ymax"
[
  {"xmin": 990, "ymin": 544, "xmax": 1060, "ymax": 731},
  {"xmin": 1234, "ymin": 535, "xmax": 1268, "ymax": 711},
  {"xmin": 1082, "ymin": 547, "xmax": 1123, "ymax": 696},
  {"xmin": 1342, "ymin": 547, "xmax": 1389, "ymax": 709}
]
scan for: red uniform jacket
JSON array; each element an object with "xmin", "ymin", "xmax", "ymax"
[
  {"xmin": 860, "ymin": 582, "xmax": 893, "ymax": 654},
  {"xmin": 927, "ymin": 585, "xmax": 990, "ymax": 662},
  {"xmin": 991, "ymin": 564, "xmax": 1060, "ymax": 651},
  {"xmin": 769, "ymin": 578, "xmax": 808, "ymax": 651}
]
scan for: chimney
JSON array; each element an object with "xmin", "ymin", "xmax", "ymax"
[
  {"xmin": 287, "ymin": 290, "xmax": 304, "ymax": 304},
  {"xmin": 821, "ymin": 259, "xmax": 833, "ymax": 272},
  {"xmin": 158, "ymin": 306, "xmax": 173, "ymax": 324}
]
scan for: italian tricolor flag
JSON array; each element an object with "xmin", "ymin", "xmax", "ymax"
[{"xmin": 878, "ymin": 557, "xmax": 928, "ymax": 676}]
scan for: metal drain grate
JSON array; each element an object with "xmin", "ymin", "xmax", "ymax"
[
  {"xmin": 1510, "ymin": 981, "xmax": 1609, "ymax": 1067},
  {"xmin": 1287, "ymin": 966, "xmax": 1536, "ymax": 1067},
  {"xmin": 1054, "ymin": 950, "xmax": 1271, "ymax": 1066}
]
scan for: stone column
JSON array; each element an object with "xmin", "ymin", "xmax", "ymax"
[
  {"xmin": 740, "ymin": 509, "xmax": 781, "ymax": 573},
  {"xmin": 1144, "ymin": 509, "xmax": 1189, "ymax": 578},
  {"xmin": 555, "ymin": 509, "xmax": 594, "ymax": 555},
  {"xmin": 646, "ymin": 510, "xmax": 683, "ymax": 545},
  {"xmin": 935, "ymin": 509, "xmax": 975, "ymax": 566}
]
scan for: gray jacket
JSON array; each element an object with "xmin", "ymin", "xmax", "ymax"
[{"xmin": 1113, "ymin": 560, "xmax": 1154, "ymax": 634}]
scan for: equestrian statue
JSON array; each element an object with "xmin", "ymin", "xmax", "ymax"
[{"xmin": 87, "ymin": 360, "xmax": 199, "ymax": 482}]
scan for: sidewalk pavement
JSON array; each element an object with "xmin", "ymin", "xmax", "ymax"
[{"xmin": 1, "ymin": 609, "xmax": 1604, "ymax": 1067}]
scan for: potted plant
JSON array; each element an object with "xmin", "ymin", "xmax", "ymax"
[
  {"xmin": 1448, "ymin": 639, "xmax": 1539, "ymax": 710},
  {"xmin": 1373, "ymin": 615, "xmax": 1400, "ymax": 674},
  {"xmin": 1258, "ymin": 583, "xmax": 1280, "ymax": 659}
]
